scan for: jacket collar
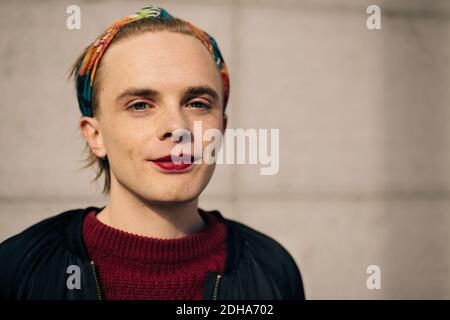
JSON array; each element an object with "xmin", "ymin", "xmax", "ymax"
[{"xmin": 64, "ymin": 206, "xmax": 105, "ymax": 261}]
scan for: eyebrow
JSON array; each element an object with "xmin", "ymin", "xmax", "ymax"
[{"xmin": 115, "ymin": 85, "xmax": 219, "ymax": 103}]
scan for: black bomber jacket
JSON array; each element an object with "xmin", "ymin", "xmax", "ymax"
[{"xmin": 0, "ymin": 206, "xmax": 305, "ymax": 300}]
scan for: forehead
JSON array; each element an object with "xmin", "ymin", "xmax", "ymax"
[{"xmin": 97, "ymin": 31, "xmax": 223, "ymax": 95}]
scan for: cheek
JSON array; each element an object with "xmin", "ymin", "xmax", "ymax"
[
  {"xmin": 104, "ymin": 125, "xmax": 146, "ymax": 162},
  {"xmin": 198, "ymin": 114, "xmax": 224, "ymax": 132},
  {"xmin": 198, "ymin": 117, "xmax": 223, "ymax": 142}
]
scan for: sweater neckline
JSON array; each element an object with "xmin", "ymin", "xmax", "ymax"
[{"xmin": 82, "ymin": 208, "xmax": 227, "ymax": 265}]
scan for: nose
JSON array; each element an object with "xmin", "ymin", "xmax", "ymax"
[{"xmin": 157, "ymin": 106, "xmax": 191, "ymax": 143}]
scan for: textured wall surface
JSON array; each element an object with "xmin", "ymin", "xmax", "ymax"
[{"xmin": 1, "ymin": 0, "xmax": 449, "ymax": 299}]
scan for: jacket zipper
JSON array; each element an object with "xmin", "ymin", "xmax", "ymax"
[
  {"xmin": 90, "ymin": 262, "xmax": 222, "ymax": 300},
  {"xmin": 212, "ymin": 273, "xmax": 223, "ymax": 300},
  {"xmin": 90, "ymin": 260, "xmax": 102, "ymax": 300}
]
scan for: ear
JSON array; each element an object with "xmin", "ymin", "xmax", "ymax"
[
  {"xmin": 221, "ymin": 113, "xmax": 228, "ymax": 134},
  {"xmin": 79, "ymin": 116, "xmax": 106, "ymax": 157}
]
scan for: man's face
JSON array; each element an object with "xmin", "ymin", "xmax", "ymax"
[{"xmin": 83, "ymin": 31, "xmax": 226, "ymax": 203}]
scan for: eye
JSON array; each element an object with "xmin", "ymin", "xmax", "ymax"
[
  {"xmin": 187, "ymin": 101, "xmax": 212, "ymax": 109},
  {"xmin": 128, "ymin": 102, "xmax": 152, "ymax": 111}
]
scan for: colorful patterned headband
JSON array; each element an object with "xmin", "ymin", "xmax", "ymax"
[{"xmin": 76, "ymin": 5, "xmax": 230, "ymax": 117}]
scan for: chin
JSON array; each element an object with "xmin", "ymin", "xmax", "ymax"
[
  {"xmin": 140, "ymin": 186, "xmax": 202, "ymax": 204},
  {"xmin": 151, "ymin": 193, "xmax": 199, "ymax": 204}
]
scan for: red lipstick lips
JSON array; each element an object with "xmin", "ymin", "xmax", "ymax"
[{"xmin": 150, "ymin": 154, "xmax": 195, "ymax": 172}]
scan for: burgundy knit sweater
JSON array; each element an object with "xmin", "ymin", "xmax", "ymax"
[{"xmin": 82, "ymin": 209, "xmax": 227, "ymax": 300}]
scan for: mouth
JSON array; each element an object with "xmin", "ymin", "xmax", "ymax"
[{"xmin": 149, "ymin": 154, "xmax": 198, "ymax": 172}]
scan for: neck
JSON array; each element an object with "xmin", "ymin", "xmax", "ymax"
[{"xmin": 97, "ymin": 177, "xmax": 205, "ymax": 239}]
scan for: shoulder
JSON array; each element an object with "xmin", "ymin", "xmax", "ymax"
[
  {"xmin": 219, "ymin": 214, "xmax": 306, "ymax": 299},
  {"xmin": 0, "ymin": 207, "xmax": 95, "ymax": 299},
  {"xmin": 0, "ymin": 208, "xmax": 82, "ymax": 252},
  {"xmin": 227, "ymin": 218, "xmax": 299, "ymax": 267}
]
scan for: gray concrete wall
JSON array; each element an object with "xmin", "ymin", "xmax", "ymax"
[{"xmin": 1, "ymin": 0, "xmax": 449, "ymax": 299}]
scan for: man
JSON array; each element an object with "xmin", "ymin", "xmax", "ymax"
[{"xmin": 0, "ymin": 5, "xmax": 305, "ymax": 300}]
